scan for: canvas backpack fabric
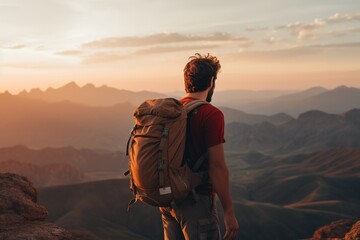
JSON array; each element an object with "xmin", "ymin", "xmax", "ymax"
[{"xmin": 125, "ymin": 98, "xmax": 208, "ymax": 209}]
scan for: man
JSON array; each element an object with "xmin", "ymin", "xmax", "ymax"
[{"xmin": 159, "ymin": 53, "xmax": 239, "ymax": 240}]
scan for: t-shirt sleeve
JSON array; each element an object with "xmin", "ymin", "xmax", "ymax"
[{"xmin": 203, "ymin": 108, "xmax": 226, "ymax": 148}]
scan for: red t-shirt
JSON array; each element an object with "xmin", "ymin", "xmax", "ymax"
[{"xmin": 180, "ymin": 97, "xmax": 226, "ymax": 194}]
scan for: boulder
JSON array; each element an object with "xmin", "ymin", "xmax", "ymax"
[
  {"xmin": 345, "ymin": 220, "xmax": 360, "ymax": 240},
  {"xmin": 0, "ymin": 173, "xmax": 76, "ymax": 240},
  {"xmin": 313, "ymin": 219, "xmax": 357, "ymax": 239}
]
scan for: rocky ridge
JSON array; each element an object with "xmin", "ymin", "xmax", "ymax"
[
  {"xmin": 0, "ymin": 173, "xmax": 75, "ymax": 240},
  {"xmin": 312, "ymin": 219, "xmax": 360, "ymax": 240}
]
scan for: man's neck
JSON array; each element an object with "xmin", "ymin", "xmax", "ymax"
[{"xmin": 184, "ymin": 91, "xmax": 208, "ymax": 101}]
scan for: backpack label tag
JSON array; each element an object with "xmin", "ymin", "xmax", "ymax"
[{"xmin": 159, "ymin": 186, "xmax": 172, "ymax": 195}]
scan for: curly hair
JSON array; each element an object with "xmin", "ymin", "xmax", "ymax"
[{"xmin": 183, "ymin": 53, "xmax": 221, "ymax": 93}]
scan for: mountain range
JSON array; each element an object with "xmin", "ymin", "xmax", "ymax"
[
  {"xmin": 240, "ymin": 86, "xmax": 360, "ymax": 117},
  {"xmin": 17, "ymin": 81, "xmax": 166, "ymax": 107},
  {"xmin": 1, "ymin": 89, "xmax": 359, "ymax": 153},
  {"xmin": 37, "ymin": 148, "xmax": 360, "ymax": 240},
  {"xmin": 0, "ymin": 91, "xmax": 294, "ymax": 151},
  {"xmin": 11, "ymin": 82, "xmax": 360, "ymax": 117},
  {"xmin": 225, "ymin": 109, "xmax": 360, "ymax": 154}
]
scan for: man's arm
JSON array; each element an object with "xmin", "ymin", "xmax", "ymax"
[{"xmin": 208, "ymin": 143, "xmax": 239, "ymax": 240}]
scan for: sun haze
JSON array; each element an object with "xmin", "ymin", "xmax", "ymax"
[{"xmin": 0, "ymin": 0, "xmax": 359, "ymax": 93}]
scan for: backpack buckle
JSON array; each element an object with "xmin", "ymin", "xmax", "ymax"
[
  {"xmin": 158, "ymin": 160, "xmax": 164, "ymax": 170},
  {"xmin": 162, "ymin": 127, "xmax": 169, "ymax": 137}
]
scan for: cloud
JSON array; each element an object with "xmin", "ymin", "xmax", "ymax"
[
  {"xmin": 245, "ymin": 27, "xmax": 269, "ymax": 32},
  {"xmin": 81, "ymin": 44, "xmax": 220, "ymax": 64},
  {"xmin": 323, "ymin": 27, "xmax": 360, "ymax": 38},
  {"xmin": 81, "ymin": 52, "xmax": 126, "ymax": 64},
  {"xmin": 76, "ymin": 32, "xmax": 251, "ymax": 64},
  {"xmin": 263, "ymin": 36, "xmax": 282, "ymax": 45},
  {"xmin": 229, "ymin": 42, "xmax": 360, "ymax": 61},
  {"xmin": 0, "ymin": 44, "xmax": 27, "ymax": 49},
  {"xmin": 314, "ymin": 42, "xmax": 360, "ymax": 48},
  {"xmin": 238, "ymin": 38, "xmax": 253, "ymax": 47},
  {"xmin": 347, "ymin": 27, "xmax": 360, "ymax": 33},
  {"xmin": 281, "ymin": 18, "xmax": 326, "ymax": 40},
  {"xmin": 82, "ymin": 32, "xmax": 249, "ymax": 48},
  {"xmin": 133, "ymin": 45, "xmax": 219, "ymax": 55},
  {"xmin": 0, "ymin": 63, "xmax": 55, "ymax": 69},
  {"xmin": 276, "ymin": 12, "xmax": 360, "ymax": 40},
  {"xmin": 55, "ymin": 50, "xmax": 83, "ymax": 56},
  {"xmin": 328, "ymin": 13, "xmax": 360, "ymax": 23}
]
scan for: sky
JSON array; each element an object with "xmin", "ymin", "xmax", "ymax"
[{"xmin": 0, "ymin": 0, "xmax": 359, "ymax": 93}]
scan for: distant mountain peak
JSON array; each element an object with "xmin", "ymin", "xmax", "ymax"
[
  {"xmin": 298, "ymin": 110, "xmax": 329, "ymax": 120},
  {"xmin": 2, "ymin": 90, "xmax": 12, "ymax": 96},
  {"xmin": 82, "ymin": 83, "xmax": 95, "ymax": 89},
  {"xmin": 342, "ymin": 108, "xmax": 360, "ymax": 123},
  {"xmin": 331, "ymin": 85, "xmax": 360, "ymax": 92},
  {"xmin": 29, "ymin": 88, "xmax": 43, "ymax": 94},
  {"xmin": 60, "ymin": 81, "xmax": 80, "ymax": 90},
  {"xmin": 318, "ymin": 85, "xmax": 360, "ymax": 96},
  {"xmin": 335, "ymin": 85, "xmax": 349, "ymax": 90},
  {"xmin": 305, "ymin": 86, "xmax": 328, "ymax": 91}
]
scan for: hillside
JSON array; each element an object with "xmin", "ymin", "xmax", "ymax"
[
  {"xmin": 0, "ymin": 160, "xmax": 85, "ymax": 187},
  {"xmin": 225, "ymin": 109, "xmax": 360, "ymax": 154},
  {"xmin": 220, "ymin": 107, "xmax": 293, "ymax": 125},
  {"xmin": 0, "ymin": 93, "xmax": 134, "ymax": 151},
  {"xmin": 227, "ymin": 148, "xmax": 360, "ymax": 219},
  {"xmin": 0, "ymin": 145, "xmax": 127, "ymax": 173},
  {"xmin": 38, "ymin": 179, "xmax": 163, "ymax": 240},
  {"xmin": 241, "ymin": 86, "xmax": 360, "ymax": 116},
  {"xmin": 0, "ymin": 145, "xmax": 128, "ymax": 185}
]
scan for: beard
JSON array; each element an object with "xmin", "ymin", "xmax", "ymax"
[{"xmin": 206, "ymin": 83, "xmax": 215, "ymax": 103}]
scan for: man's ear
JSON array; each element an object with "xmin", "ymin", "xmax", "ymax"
[{"xmin": 210, "ymin": 76, "xmax": 214, "ymax": 87}]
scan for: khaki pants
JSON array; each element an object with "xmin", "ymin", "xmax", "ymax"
[{"xmin": 159, "ymin": 194, "xmax": 221, "ymax": 240}]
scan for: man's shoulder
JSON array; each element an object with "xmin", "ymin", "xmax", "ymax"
[
  {"xmin": 198, "ymin": 103, "xmax": 222, "ymax": 114},
  {"xmin": 197, "ymin": 103, "xmax": 224, "ymax": 122}
]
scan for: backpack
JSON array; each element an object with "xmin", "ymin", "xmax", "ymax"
[{"xmin": 125, "ymin": 98, "xmax": 209, "ymax": 209}]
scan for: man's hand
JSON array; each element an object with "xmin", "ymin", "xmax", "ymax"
[{"xmin": 223, "ymin": 211, "xmax": 239, "ymax": 240}]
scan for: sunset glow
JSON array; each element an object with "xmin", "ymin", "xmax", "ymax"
[{"xmin": 0, "ymin": 0, "xmax": 359, "ymax": 93}]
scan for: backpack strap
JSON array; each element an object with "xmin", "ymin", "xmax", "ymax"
[
  {"xmin": 183, "ymin": 99, "xmax": 211, "ymax": 191},
  {"xmin": 158, "ymin": 126, "xmax": 169, "ymax": 188},
  {"xmin": 183, "ymin": 99, "xmax": 209, "ymax": 114},
  {"xmin": 192, "ymin": 151, "xmax": 209, "ymax": 172}
]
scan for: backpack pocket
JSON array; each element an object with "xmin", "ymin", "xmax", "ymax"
[{"xmin": 169, "ymin": 164, "xmax": 192, "ymax": 203}]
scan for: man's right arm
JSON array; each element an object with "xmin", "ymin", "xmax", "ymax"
[{"xmin": 208, "ymin": 143, "xmax": 239, "ymax": 240}]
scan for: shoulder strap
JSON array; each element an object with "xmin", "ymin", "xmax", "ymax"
[
  {"xmin": 183, "ymin": 99, "xmax": 210, "ymax": 172},
  {"xmin": 183, "ymin": 99, "xmax": 209, "ymax": 113}
]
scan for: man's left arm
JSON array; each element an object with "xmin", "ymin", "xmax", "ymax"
[{"xmin": 208, "ymin": 143, "xmax": 239, "ymax": 240}]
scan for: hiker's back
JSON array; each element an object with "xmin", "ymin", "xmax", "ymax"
[{"xmin": 180, "ymin": 97, "xmax": 226, "ymax": 195}]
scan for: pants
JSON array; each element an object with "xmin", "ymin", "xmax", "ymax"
[{"xmin": 159, "ymin": 194, "xmax": 221, "ymax": 240}]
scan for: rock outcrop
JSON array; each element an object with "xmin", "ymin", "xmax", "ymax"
[
  {"xmin": 0, "ymin": 173, "xmax": 75, "ymax": 240},
  {"xmin": 312, "ymin": 219, "xmax": 360, "ymax": 240},
  {"xmin": 345, "ymin": 220, "xmax": 360, "ymax": 240}
]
